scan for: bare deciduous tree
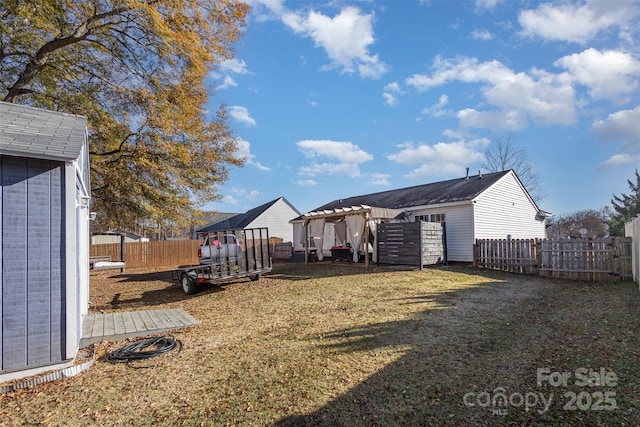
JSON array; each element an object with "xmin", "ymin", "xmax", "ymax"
[{"xmin": 482, "ymin": 136, "xmax": 545, "ymax": 204}]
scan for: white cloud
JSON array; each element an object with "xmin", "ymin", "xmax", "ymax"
[
  {"xmin": 406, "ymin": 56, "xmax": 513, "ymax": 92},
  {"xmin": 296, "ymin": 179, "xmax": 317, "ymax": 186},
  {"xmin": 297, "ymin": 139, "xmax": 373, "ymax": 178},
  {"xmin": 247, "ymin": 190, "xmax": 261, "ymax": 200},
  {"xmin": 422, "ymin": 94, "xmax": 449, "ymax": 117},
  {"xmin": 298, "ymin": 139, "xmax": 373, "ymax": 163},
  {"xmin": 592, "ymin": 106, "xmax": 640, "ymax": 148},
  {"xmin": 212, "ymin": 58, "xmax": 251, "ymax": 90},
  {"xmin": 221, "ymin": 58, "xmax": 250, "ymax": 75},
  {"xmin": 554, "ymin": 48, "xmax": 640, "ymax": 101},
  {"xmin": 387, "ymin": 139, "xmax": 488, "ymax": 179},
  {"xmin": 223, "ymin": 188, "xmax": 262, "ymax": 203},
  {"xmin": 383, "ymin": 92, "xmax": 398, "ymax": 106},
  {"xmin": 299, "ymin": 162, "xmax": 358, "ymax": 177},
  {"xmin": 475, "ymin": 0, "xmax": 502, "ymax": 10},
  {"xmin": 383, "ymin": 81, "xmax": 403, "ymax": 106},
  {"xmin": 518, "ymin": 1, "xmax": 640, "ymax": 44},
  {"xmin": 593, "ymin": 106, "xmax": 640, "ymax": 169},
  {"xmin": 307, "ymin": 91, "xmax": 319, "ymax": 107},
  {"xmin": 282, "ymin": 6, "xmax": 388, "ymax": 79},
  {"xmin": 442, "ymin": 128, "xmax": 466, "ymax": 139},
  {"xmin": 217, "ymin": 75, "xmax": 238, "ymax": 90},
  {"xmin": 235, "ymin": 137, "xmax": 271, "ymax": 171},
  {"xmin": 244, "ymin": 0, "xmax": 286, "ymax": 21},
  {"xmin": 457, "ymin": 108, "xmax": 529, "ymax": 131},
  {"xmin": 229, "ymin": 106, "xmax": 257, "ymax": 127},
  {"xmin": 221, "ymin": 195, "xmax": 239, "ymax": 205},
  {"xmin": 384, "ymin": 82, "xmax": 401, "ymax": 92},
  {"xmin": 405, "ymin": 56, "xmax": 576, "ymax": 129},
  {"xmin": 252, "ymin": 162, "xmax": 271, "ymax": 171},
  {"xmin": 599, "ymin": 153, "xmax": 640, "ymax": 169},
  {"xmin": 471, "ymin": 29, "xmax": 493, "ymax": 40},
  {"xmin": 369, "ymin": 173, "xmax": 391, "ymax": 186}
]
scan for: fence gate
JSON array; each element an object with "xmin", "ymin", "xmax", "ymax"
[
  {"xmin": 474, "ymin": 237, "xmax": 633, "ymax": 282},
  {"xmin": 539, "ymin": 238, "xmax": 631, "ymax": 281}
]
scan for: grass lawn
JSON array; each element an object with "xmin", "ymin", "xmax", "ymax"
[{"xmin": 1, "ymin": 262, "xmax": 639, "ymax": 426}]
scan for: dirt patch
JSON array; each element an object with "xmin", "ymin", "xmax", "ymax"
[{"xmin": 2, "ymin": 263, "xmax": 639, "ymax": 426}]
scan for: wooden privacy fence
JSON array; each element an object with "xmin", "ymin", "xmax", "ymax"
[
  {"xmin": 274, "ymin": 242, "xmax": 293, "ymax": 260},
  {"xmin": 474, "ymin": 237, "xmax": 633, "ymax": 281},
  {"xmin": 90, "ymin": 240, "xmax": 201, "ymax": 268},
  {"xmin": 90, "ymin": 238, "xmax": 290, "ymax": 269},
  {"xmin": 377, "ymin": 221, "xmax": 446, "ymax": 268}
]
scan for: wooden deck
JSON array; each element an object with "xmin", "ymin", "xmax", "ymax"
[{"xmin": 80, "ymin": 308, "xmax": 200, "ymax": 348}]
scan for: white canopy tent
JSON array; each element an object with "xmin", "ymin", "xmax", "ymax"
[{"xmin": 301, "ymin": 205, "xmax": 405, "ymax": 267}]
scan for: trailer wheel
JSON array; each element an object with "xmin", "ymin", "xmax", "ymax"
[
  {"xmin": 181, "ymin": 273, "xmax": 197, "ymax": 295},
  {"xmin": 249, "ymin": 274, "xmax": 261, "ymax": 281}
]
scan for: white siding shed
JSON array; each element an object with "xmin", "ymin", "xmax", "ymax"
[{"xmin": 0, "ymin": 102, "xmax": 90, "ymax": 382}]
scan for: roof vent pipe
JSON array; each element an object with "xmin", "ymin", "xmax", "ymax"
[
  {"xmin": 479, "ymin": 170, "xmax": 483, "ymax": 178},
  {"xmin": 465, "ymin": 167, "xmax": 469, "ymax": 179}
]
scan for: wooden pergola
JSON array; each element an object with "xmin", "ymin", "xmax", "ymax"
[{"xmin": 301, "ymin": 205, "xmax": 405, "ymax": 267}]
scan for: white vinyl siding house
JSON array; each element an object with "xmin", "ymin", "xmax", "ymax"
[
  {"xmin": 294, "ymin": 170, "xmax": 549, "ymax": 263},
  {"xmin": 197, "ymin": 197, "xmax": 300, "ymax": 243},
  {"xmin": 473, "ymin": 172, "xmax": 546, "ymax": 240},
  {"xmin": 407, "ymin": 173, "xmax": 546, "ymax": 262},
  {"xmin": 409, "ymin": 204, "xmax": 475, "ymax": 262},
  {"xmin": 242, "ymin": 197, "xmax": 299, "ymax": 242}
]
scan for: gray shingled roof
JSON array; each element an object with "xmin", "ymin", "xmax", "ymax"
[
  {"xmin": 310, "ymin": 170, "xmax": 513, "ymax": 212},
  {"xmin": 0, "ymin": 102, "xmax": 88, "ymax": 161}
]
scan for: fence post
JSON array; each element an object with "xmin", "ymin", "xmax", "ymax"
[
  {"xmin": 535, "ymin": 238, "xmax": 541, "ymax": 276},
  {"xmin": 120, "ymin": 234, "xmax": 126, "ymax": 272},
  {"xmin": 610, "ymin": 236, "xmax": 617, "ymax": 281},
  {"xmin": 473, "ymin": 240, "xmax": 478, "ymax": 267}
]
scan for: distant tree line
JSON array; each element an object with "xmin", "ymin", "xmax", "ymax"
[{"xmin": 544, "ymin": 170, "xmax": 639, "ymax": 238}]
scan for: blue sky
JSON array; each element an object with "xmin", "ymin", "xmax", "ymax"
[{"xmin": 204, "ymin": 0, "xmax": 640, "ymax": 217}]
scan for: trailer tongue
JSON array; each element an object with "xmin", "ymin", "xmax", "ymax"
[{"xmin": 173, "ymin": 227, "xmax": 272, "ymax": 294}]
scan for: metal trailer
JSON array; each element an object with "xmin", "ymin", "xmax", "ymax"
[{"xmin": 173, "ymin": 227, "xmax": 272, "ymax": 294}]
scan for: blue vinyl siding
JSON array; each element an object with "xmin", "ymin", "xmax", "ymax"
[{"xmin": 1, "ymin": 156, "xmax": 66, "ymax": 372}]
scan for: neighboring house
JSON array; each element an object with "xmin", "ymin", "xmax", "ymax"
[
  {"xmin": 292, "ymin": 170, "xmax": 550, "ymax": 262},
  {"xmin": 191, "ymin": 211, "xmax": 239, "ymax": 239},
  {"xmin": 0, "ymin": 102, "xmax": 90, "ymax": 382},
  {"xmin": 197, "ymin": 197, "xmax": 301, "ymax": 243},
  {"xmin": 90, "ymin": 228, "xmax": 150, "ymax": 244}
]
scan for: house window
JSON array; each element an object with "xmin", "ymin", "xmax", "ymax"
[{"xmin": 415, "ymin": 213, "xmax": 446, "ymax": 223}]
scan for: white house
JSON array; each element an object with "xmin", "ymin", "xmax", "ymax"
[
  {"xmin": 0, "ymin": 102, "xmax": 90, "ymax": 382},
  {"xmin": 197, "ymin": 197, "xmax": 301, "ymax": 243},
  {"xmin": 292, "ymin": 170, "xmax": 550, "ymax": 262}
]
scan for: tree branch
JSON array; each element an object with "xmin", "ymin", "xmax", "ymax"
[
  {"xmin": 2, "ymin": 3, "xmax": 145, "ymax": 102},
  {"xmin": 90, "ymin": 132, "xmax": 137, "ymax": 156}
]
